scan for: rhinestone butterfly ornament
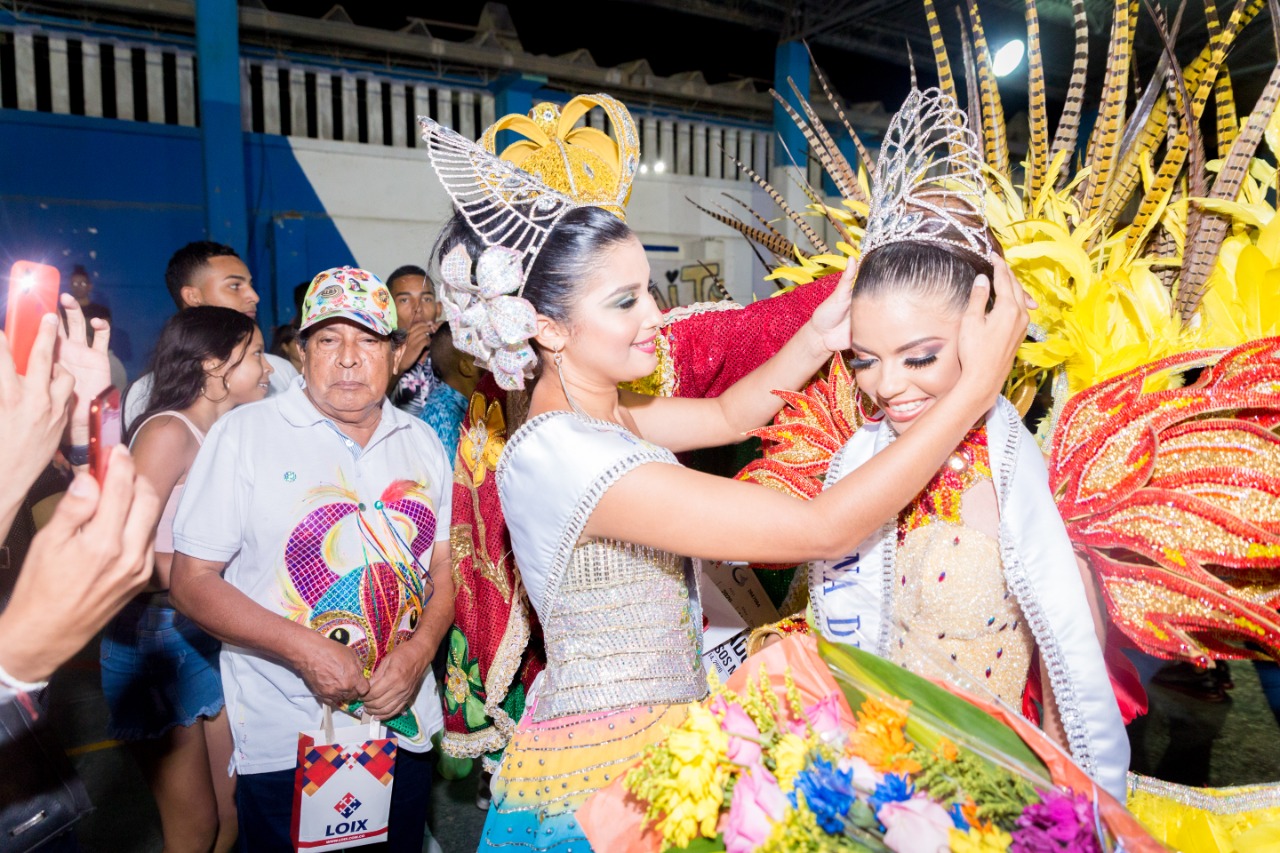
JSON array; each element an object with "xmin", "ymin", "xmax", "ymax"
[
  {"xmin": 420, "ymin": 118, "xmax": 595, "ymax": 390},
  {"xmin": 861, "ymin": 86, "xmax": 994, "ymax": 259},
  {"xmin": 438, "ymin": 243, "xmax": 538, "ymax": 391}
]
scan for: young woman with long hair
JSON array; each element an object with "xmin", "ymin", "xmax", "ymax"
[{"xmin": 100, "ymin": 307, "xmax": 272, "ymax": 853}]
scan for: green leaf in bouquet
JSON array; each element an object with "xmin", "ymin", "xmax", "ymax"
[
  {"xmin": 817, "ymin": 638, "xmax": 1051, "ymax": 785},
  {"xmin": 663, "ymin": 834, "xmax": 727, "ymax": 853},
  {"xmin": 847, "ymin": 799, "xmax": 878, "ymax": 830}
]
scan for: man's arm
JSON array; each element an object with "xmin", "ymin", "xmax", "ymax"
[
  {"xmin": 362, "ymin": 544, "xmax": 454, "ymax": 719},
  {"xmin": 170, "ymin": 553, "xmax": 369, "ymax": 706}
]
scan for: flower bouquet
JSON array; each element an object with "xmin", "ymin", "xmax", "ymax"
[{"xmin": 576, "ymin": 635, "xmax": 1160, "ymax": 853}]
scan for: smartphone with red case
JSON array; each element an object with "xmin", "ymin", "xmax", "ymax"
[
  {"xmin": 89, "ymin": 387, "xmax": 122, "ymax": 483},
  {"xmin": 5, "ymin": 261, "xmax": 61, "ymax": 375}
]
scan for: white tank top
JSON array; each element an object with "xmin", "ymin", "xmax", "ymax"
[{"xmin": 129, "ymin": 411, "xmax": 205, "ymax": 554}]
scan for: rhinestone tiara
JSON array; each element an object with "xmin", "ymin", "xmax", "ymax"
[{"xmin": 862, "ymin": 87, "xmax": 994, "ymax": 260}]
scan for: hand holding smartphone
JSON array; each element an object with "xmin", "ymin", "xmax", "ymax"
[
  {"xmin": 89, "ymin": 386, "xmax": 122, "ymax": 483},
  {"xmin": 5, "ymin": 261, "xmax": 61, "ymax": 376}
]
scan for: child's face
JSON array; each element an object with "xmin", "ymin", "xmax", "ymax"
[{"xmin": 848, "ymin": 290, "xmax": 964, "ymax": 434}]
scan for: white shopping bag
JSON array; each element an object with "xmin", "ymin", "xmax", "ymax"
[{"xmin": 290, "ymin": 707, "xmax": 396, "ymax": 850}]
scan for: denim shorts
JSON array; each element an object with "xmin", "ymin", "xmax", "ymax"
[{"xmin": 99, "ymin": 597, "xmax": 225, "ymax": 741}]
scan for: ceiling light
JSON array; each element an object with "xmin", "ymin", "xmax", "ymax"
[
  {"xmin": 654, "ymin": 161, "xmax": 667, "ymax": 174},
  {"xmin": 992, "ymin": 39, "xmax": 1025, "ymax": 77}
]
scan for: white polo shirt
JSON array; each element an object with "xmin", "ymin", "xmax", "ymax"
[{"xmin": 173, "ymin": 378, "xmax": 451, "ymax": 775}]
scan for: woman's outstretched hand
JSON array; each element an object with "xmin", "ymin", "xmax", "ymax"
[
  {"xmin": 956, "ymin": 258, "xmax": 1033, "ymax": 404},
  {"xmin": 808, "ymin": 262, "xmax": 857, "ymax": 354}
]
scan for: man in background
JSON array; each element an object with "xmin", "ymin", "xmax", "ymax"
[
  {"xmin": 122, "ymin": 242, "xmax": 298, "ymax": 429},
  {"xmin": 386, "ymin": 264, "xmax": 440, "ymax": 416},
  {"xmin": 68, "ymin": 264, "xmax": 108, "ymax": 313}
]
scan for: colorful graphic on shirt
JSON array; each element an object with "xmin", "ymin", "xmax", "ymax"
[{"xmin": 282, "ymin": 478, "xmax": 438, "ymax": 739}]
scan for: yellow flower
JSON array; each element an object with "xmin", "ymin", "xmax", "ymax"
[
  {"xmin": 772, "ymin": 732, "xmax": 809, "ymax": 791},
  {"xmin": 650, "ymin": 705, "xmax": 729, "ymax": 847},
  {"xmin": 457, "ymin": 394, "xmax": 505, "ymax": 488},
  {"xmin": 759, "ymin": 800, "xmax": 828, "ymax": 853},
  {"xmin": 949, "ymin": 825, "xmax": 1013, "ymax": 852}
]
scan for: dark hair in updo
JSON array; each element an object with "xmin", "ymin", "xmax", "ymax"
[
  {"xmin": 431, "ymin": 205, "xmax": 634, "ymax": 359},
  {"xmin": 854, "ymin": 205, "xmax": 1001, "ymax": 313}
]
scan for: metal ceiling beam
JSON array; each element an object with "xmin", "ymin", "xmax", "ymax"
[{"xmin": 609, "ymin": 0, "xmax": 1080, "ymax": 86}]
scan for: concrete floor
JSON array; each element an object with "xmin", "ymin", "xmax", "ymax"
[{"xmin": 41, "ymin": 640, "xmax": 1280, "ymax": 852}]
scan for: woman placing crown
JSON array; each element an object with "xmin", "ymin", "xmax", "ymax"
[{"xmin": 419, "ymin": 96, "xmax": 1032, "ymax": 848}]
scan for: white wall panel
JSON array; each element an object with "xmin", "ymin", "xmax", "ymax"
[
  {"xmin": 435, "ymin": 88, "xmax": 453, "ymax": 129},
  {"xmin": 176, "ymin": 53, "xmax": 195, "ymax": 126},
  {"xmin": 288, "ymin": 66, "xmax": 306, "ymax": 136},
  {"xmin": 390, "ymin": 83, "xmax": 407, "ymax": 146},
  {"xmin": 288, "ymin": 135, "xmax": 774, "ymax": 306},
  {"xmin": 82, "ymin": 41, "xmax": 103, "ymax": 117},
  {"xmin": 340, "ymin": 73, "xmax": 358, "ymax": 142},
  {"xmin": 365, "ymin": 77, "xmax": 384, "ymax": 145},
  {"xmin": 114, "ymin": 43, "xmax": 134, "ymax": 120},
  {"xmin": 49, "ymin": 36, "xmax": 70, "ymax": 113},
  {"xmin": 15, "ymin": 32, "xmax": 37, "ymax": 111},
  {"xmin": 316, "ymin": 73, "xmax": 333, "ymax": 140},
  {"xmin": 458, "ymin": 89, "xmax": 475, "ymax": 140},
  {"xmin": 262, "ymin": 64, "xmax": 281, "ymax": 134}
]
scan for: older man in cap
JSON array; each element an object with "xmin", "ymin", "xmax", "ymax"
[{"xmin": 170, "ymin": 267, "xmax": 454, "ymax": 851}]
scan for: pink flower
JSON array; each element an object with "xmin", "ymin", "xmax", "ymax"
[
  {"xmin": 713, "ymin": 697, "xmax": 763, "ymax": 767},
  {"xmin": 879, "ymin": 797, "xmax": 954, "ymax": 853},
  {"xmin": 721, "ymin": 765, "xmax": 786, "ymax": 853},
  {"xmin": 838, "ymin": 754, "xmax": 882, "ymax": 792},
  {"xmin": 805, "ymin": 693, "xmax": 844, "ymax": 740}
]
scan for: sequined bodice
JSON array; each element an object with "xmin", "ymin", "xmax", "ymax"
[
  {"xmin": 533, "ymin": 538, "xmax": 708, "ymax": 721},
  {"xmin": 887, "ymin": 426, "xmax": 1032, "ymax": 705},
  {"xmin": 889, "ymin": 523, "xmax": 1033, "ymax": 705}
]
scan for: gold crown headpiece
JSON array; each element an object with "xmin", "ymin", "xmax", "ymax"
[
  {"xmin": 418, "ymin": 94, "xmax": 640, "ymax": 391},
  {"xmin": 862, "ymin": 87, "xmax": 993, "ymax": 259},
  {"xmin": 480, "ymin": 94, "xmax": 639, "ymax": 219}
]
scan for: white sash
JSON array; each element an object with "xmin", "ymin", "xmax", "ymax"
[{"xmin": 810, "ymin": 398, "xmax": 1130, "ymax": 799}]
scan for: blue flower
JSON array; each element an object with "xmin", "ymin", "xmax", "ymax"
[
  {"xmin": 949, "ymin": 801, "xmax": 970, "ymax": 831},
  {"xmin": 788, "ymin": 756, "xmax": 856, "ymax": 834},
  {"xmin": 869, "ymin": 773, "xmax": 915, "ymax": 815}
]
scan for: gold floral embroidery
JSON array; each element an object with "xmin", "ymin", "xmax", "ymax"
[{"xmin": 459, "ymin": 394, "xmax": 505, "ymax": 488}]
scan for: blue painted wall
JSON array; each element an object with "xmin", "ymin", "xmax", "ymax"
[
  {"xmin": 1, "ymin": 111, "xmax": 354, "ymax": 375},
  {"xmin": 241, "ymin": 133, "xmax": 357, "ymax": 329}
]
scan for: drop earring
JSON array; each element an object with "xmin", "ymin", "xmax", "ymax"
[{"xmin": 554, "ymin": 351, "xmax": 587, "ymax": 417}]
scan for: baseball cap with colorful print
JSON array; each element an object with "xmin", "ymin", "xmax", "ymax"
[{"xmin": 300, "ymin": 267, "xmax": 397, "ymax": 336}]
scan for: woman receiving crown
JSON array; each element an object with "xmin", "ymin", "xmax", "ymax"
[
  {"xmin": 805, "ymin": 86, "xmax": 1130, "ymax": 797},
  {"xmin": 418, "ymin": 92, "xmax": 1034, "ymax": 849}
]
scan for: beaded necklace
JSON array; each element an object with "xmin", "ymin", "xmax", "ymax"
[{"xmin": 897, "ymin": 425, "xmax": 993, "ymax": 544}]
